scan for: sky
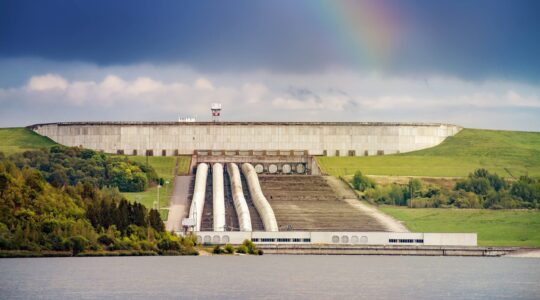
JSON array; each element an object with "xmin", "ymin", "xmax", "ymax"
[{"xmin": 1, "ymin": 0, "xmax": 539, "ymax": 130}]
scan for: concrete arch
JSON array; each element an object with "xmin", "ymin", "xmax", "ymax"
[
  {"xmin": 226, "ymin": 163, "xmax": 253, "ymax": 231},
  {"xmin": 241, "ymin": 163, "xmax": 279, "ymax": 232}
]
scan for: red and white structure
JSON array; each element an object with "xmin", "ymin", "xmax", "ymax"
[{"xmin": 211, "ymin": 103, "xmax": 222, "ymax": 122}]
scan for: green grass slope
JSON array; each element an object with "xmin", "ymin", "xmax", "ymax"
[
  {"xmin": 0, "ymin": 128, "xmax": 57, "ymax": 155},
  {"xmin": 318, "ymin": 128, "xmax": 540, "ymax": 177},
  {"xmin": 379, "ymin": 206, "xmax": 540, "ymax": 247},
  {"xmin": 120, "ymin": 155, "xmax": 191, "ymax": 220}
]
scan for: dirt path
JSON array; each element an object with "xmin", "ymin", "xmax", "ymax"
[
  {"xmin": 165, "ymin": 175, "xmax": 193, "ymax": 232},
  {"xmin": 343, "ymin": 199, "xmax": 409, "ymax": 232},
  {"xmin": 324, "ymin": 176, "xmax": 410, "ymax": 232}
]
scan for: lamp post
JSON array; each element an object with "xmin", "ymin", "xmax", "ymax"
[{"xmin": 157, "ymin": 184, "xmax": 162, "ymax": 211}]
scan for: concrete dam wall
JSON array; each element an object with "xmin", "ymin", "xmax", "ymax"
[{"xmin": 29, "ymin": 122, "xmax": 461, "ymax": 156}]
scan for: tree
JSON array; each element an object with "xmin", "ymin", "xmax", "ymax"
[
  {"xmin": 352, "ymin": 171, "xmax": 375, "ymax": 191},
  {"xmin": 116, "ymin": 199, "xmax": 130, "ymax": 233},
  {"xmin": 48, "ymin": 169, "xmax": 68, "ymax": 188},
  {"xmin": 69, "ymin": 236, "xmax": 88, "ymax": 256},
  {"xmin": 148, "ymin": 209, "xmax": 165, "ymax": 232}
]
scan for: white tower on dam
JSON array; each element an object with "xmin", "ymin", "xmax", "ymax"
[{"xmin": 29, "ymin": 121, "xmax": 461, "ymax": 156}]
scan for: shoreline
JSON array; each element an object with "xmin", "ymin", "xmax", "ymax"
[{"xmin": 3, "ymin": 246, "xmax": 539, "ymax": 258}]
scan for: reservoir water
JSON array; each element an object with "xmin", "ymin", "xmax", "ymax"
[{"xmin": 1, "ymin": 256, "xmax": 539, "ymax": 299}]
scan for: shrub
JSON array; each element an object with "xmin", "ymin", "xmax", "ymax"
[
  {"xmin": 157, "ymin": 237, "xmax": 181, "ymax": 251},
  {"xmin": 242, "ymin": 239, "xmax": 258, "ymax": 255},
  {"xmin": 69, "ymin": 235, "xmax": 88, "ymax": 255},
  {"xmin": 139, "ymin": 240, "xmax": 157, "ymax": 251},
  {"xmin": 213, "ymin": 245, "xmax": 223, "ymax": 254},
  {"xmin": 367, "ymin": 184, "xmax": 407, "ymax": 206},
  {"xmin": 98, "ymin": 234, "xmax": 114, "ymax": 246},
  {"xmin": 236, "ymin": 245, "xmax": 248, "ymax": 254},
  {"xmin": 224, "ymin": 244, "xmax": 235, "ymax": 254},
  {"xmin": 352, "ymin": 171, "xmax": 375, "ymax": 191}
]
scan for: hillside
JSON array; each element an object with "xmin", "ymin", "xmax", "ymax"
[
  {"xmin": 318, "ymin": 129, "xmax": 540, "ymax": 178},
  {"xmin": 0, "ymin": 128, "xmax": 57, "ymax": 155},
  {"xmin": 0, "ymin": 128, "xmax": 192, "ymax": 219},
  {"xmin": 379, "ymin": 206, "xmax": 540, "ymax": 247}
]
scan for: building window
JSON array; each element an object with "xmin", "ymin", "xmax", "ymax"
[
  {"xmin": 303, "ymin": 238, "xmax": 311, "ymax": 243},
  {"xmin": 397, "ymin": 239, "xmax": 415, "ymax": 243},
  {"xmin": 415, "ymin": 239, "xmax": 424, "ymax": 243},
  {"xmin": 252, "ymin": 238, "xmax": 259, "ymax": 242},
  {"xmin": 293, "ymin": 238, "xmax": 301, "ymax": 243}
]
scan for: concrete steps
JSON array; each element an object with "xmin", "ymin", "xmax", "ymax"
[{"xmin": 259, "ymin": 175, "xmax": 387, "ymax": 232}]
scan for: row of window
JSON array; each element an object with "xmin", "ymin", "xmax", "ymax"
[
  {"xmin": 252, "ymin": 238, "xmax": 311, "ymax": 243},
  {"xmin": 389, "ymin": 239, "xmax": 424, "ymax": 244}
]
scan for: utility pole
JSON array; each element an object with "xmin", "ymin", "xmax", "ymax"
[
  {"xmin": 409, "ymin": 180, "xmax": 413, "ymax": 208},
  {"xmin": 157, "ymin": 184, "xmax": 162, "ymax": 211}
]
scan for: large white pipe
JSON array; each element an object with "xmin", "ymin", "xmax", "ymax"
[
  {"xmin": 226, "ymin": 163, "xmax": 252, "ymax": 232},
  {"xmin": 188, "ymin": 163, "xmax": 208, "ymax": 231},
  {"xmin": 212, "ymin": 163, "xmax": 226, "ymax": 232},
  {"xmin": 241, "ymin": 163, "xmax": 279, "ymax": 232}
]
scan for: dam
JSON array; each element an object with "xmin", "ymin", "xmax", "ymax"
[
  {"xmin": 28, "ymin": 120, "xmax": 476, "ymax": 247},
  {"xmin": 182, "ymin": 161, "xmax": 477, "ymax": 247},
  {"xmin": 29, "ymin": 121, "xmax": 461, "ymax": 156}
]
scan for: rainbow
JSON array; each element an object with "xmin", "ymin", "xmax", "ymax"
[{"xmin": 313, "ymin": 0, "xmax": 402, "ymax": 68}]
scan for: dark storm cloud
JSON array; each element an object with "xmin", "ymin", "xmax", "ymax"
[
  {"xmin": 1, "ymin": 0, "xmax": 540, "ymax": 80},
  {"xmin": 0, "ymin": 0, "xmax": 342, "ymax": 72}
]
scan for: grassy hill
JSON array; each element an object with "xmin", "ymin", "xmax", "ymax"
[
  {"xmin": 380, "ymin": 206, "xmax": 540, "ymax": 247},
  {"xmin": 318, "ymin": 129, "xmax": 540, "ymax": 178},
  {"xmin": 0, "ymin": 127, "xmax": 57, "ymax": 155},
  {"xmin": 0, "ymin": 127, "xmax": 192, "ymax": 219}
]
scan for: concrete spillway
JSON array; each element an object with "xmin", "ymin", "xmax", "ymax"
[
  {"xmin": 227, "ymin": 163, "xmax": 252, "ymax": 232},
  {"xmin": 188, "ymin": 163, "xmax": 208, "ymax": 231},
  {"xmin": 212, "ymin": 163, "xmax": 226, "ymax": 232},
  {"xmin": 241, "ymin": 163, "xmax": 278, "ymax": 232}
]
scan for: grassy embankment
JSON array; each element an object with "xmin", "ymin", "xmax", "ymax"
[
  {"xmin": 318, "ymin": 128, "xmax": 540, "ymax": 178},
  {"xmin": 319, "ymin": 128, "xmax": 540, "ymax": 247},
  {"xmin": 379, "ymin": 206, "xmax": 540, "ymax": 247},
  {"xmin": 0, "ymin": 127, "xmax": 191, "ymax": 220},
  {"xmin": 121, "ymin": 155, "xmax": 191, "ymax": 220},
  {"xmin": 0, "ymin": 127, "xmax": 57, "ymax": 155}
]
